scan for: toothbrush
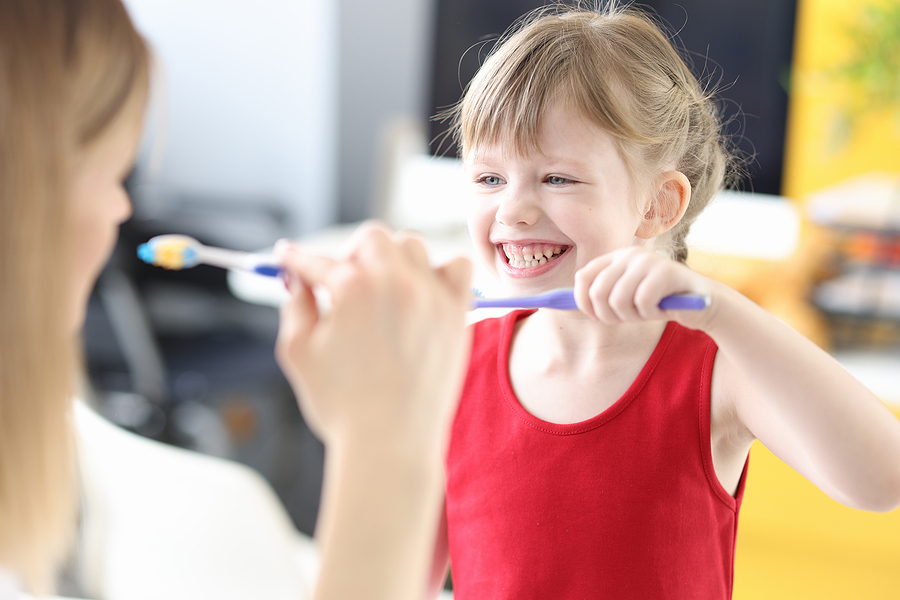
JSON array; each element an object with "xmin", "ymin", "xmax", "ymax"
[
  {"xmin": 137, "ymin": 234, "xmax": 282, "ymax": 276},
  {"xmin": 137, "ymin": 235, "xmax": 709, "ymax": 312},
  {"xmin": 471, "ymin": 288, "xmax": 709, "ymax": 311}
]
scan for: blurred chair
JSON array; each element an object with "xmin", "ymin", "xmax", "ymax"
[{"xmin": 73, "ymin": 401, "xmax": 318, "ymax": 600}]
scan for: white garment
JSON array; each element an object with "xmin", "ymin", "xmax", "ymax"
[
  {"xmin": 0, "ymin": 566, "xmax": 19, "ymax": 600},
  {"xmin": 73, "ymin": 401, "xmax": 318, "ymax": 600},
  {"xmin": 0, "ymin": 566, "xmax": 85, "ymax": 600}
]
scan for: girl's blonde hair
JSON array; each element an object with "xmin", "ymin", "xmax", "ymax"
[
  {"xmin": 449, "ymin": 2, "xmax": 738, "ymax": 262},
  {"xmin": 0, "ymin": 0, "xmax": 149, "ymax": 591}
]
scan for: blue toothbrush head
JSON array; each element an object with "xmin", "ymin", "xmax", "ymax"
[{"xmin": 137, "ymin": 235, "xmax": 201, "ymax": 270}]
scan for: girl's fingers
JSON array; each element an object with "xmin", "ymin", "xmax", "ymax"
[
  {"xmin": 573, "ymin": 254, "xmax": 613, "ymax": 319},
  {"xmin": 576, "ymin": 249, "xmax": 688, "ymax": 323},
  {"xmin": 607, "ymin": 252, "xmax": 663, "ymax": 321},
  {"xmin": 585, "ymin": 256, "xmax": 632, "ymax": 323}
]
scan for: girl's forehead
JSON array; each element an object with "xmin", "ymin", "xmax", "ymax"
[
  {"xmin": 463, "ymin": 100, "xmax": 610, "ymax": 157},
  {"xmin": 464, "ymin": 112, "xmax": 620, "ymax": 166},
  {"xmin": 465, "ymin": 140, "xmax": 533, "ymax": 163}
]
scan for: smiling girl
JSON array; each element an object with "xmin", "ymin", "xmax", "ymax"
[{"xmin": 430, "ymin": 4, "xmax": 900, "ymax": 599}]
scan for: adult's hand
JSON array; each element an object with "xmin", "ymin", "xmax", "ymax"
[
  {"xmin": 275, "ymin": 222, "xmax": 472, "ymax": 451},
  {"xmin": 274, "ymin": 222, "xmax": 472, "ymax": 600}
]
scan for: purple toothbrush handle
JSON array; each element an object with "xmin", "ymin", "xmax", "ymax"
[
  {"xmin": 472, "ymin": 289, "xmax": 708, "ymax": 311},
  {"xmin": 471, "ymin": 288, "xmax": 578, "ymax": 310},
  {"xmin": 658, "ymin": 293, "xmax": 709, "ymax": 310}
]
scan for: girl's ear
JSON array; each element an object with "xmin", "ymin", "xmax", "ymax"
[{"xmin": 635, "ymin": 171, "xmax": 691, "ymax": 239}]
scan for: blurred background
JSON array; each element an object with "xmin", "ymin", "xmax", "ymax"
[{"xmin": 79, "ymin": 0, "xmax": 900, "ymax": 598}]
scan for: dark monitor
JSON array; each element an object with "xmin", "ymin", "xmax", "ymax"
[{"xmin": 427, "ymin": 0, "xmax": 797, "ymax": 196}]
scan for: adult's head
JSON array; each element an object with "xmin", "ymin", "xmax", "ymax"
[{"xmin": 0, "ymin": 0, "xmax": 150, "ymax": 590}]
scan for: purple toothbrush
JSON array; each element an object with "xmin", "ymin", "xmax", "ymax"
[{"xmin": 471, "ymin": 288, "xmax": 709, "ymax": 311}]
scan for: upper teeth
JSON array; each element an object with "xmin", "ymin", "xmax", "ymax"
[{"xmin": 503, "ymin": 245, "xmax": 565, "ymax": 268}]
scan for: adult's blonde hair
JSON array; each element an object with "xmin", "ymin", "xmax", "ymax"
[
  {"xmin": 0, "ymin": 0, "xmax": 149, "ymax": 591},
  {"xmin": 450, "ymin": 2, "xmax": 738, "ymax": 261}
]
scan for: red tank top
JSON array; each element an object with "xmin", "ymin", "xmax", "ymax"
[{"xmin": 445, "ymin": 310, "xmax": 747, "ymax": 599}]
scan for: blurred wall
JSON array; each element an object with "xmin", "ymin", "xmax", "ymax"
[
  {"xmin": 337, "ymin": 0, "xmax": 438, "ymax": 222},
  {"xmin": 124, "ymin": 0, "xmax": 438, "ymax": 232},
  {"xmin": 123, "ymin": 0, "xmax": 339, "ymax": 241}
]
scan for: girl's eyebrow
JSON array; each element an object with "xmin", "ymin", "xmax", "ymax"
[
  {"xmin": 466, "ymin": 153, "xmax": 593, "ymax": 168},
  {"xmin": 544, "ymin": 158, "xmax": 591, "ymax": 170},
  {"xmin": 464, "ymin": 158, "xmax": 501, "ymax": 171}
]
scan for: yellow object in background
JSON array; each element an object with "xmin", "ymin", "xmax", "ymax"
[
  {"xmin": 782, "ymin": 0, "xmax": 900, "ymax": 201},
  {"xmin": 733, "ymin": 408, "xmax": 900, "ymax": 599},
  {"xmin": 733, "ymin": 1, "xmax": 900, "ymax": 597}
]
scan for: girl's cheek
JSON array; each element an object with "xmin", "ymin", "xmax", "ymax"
[{"xmin": 466, "ymin": 212, "xmax": 485, "ymax": 245}]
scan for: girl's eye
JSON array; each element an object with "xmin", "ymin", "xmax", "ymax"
[
  {"xmin": 476, "ymin": 175, "xmax": 504, "ymax": 186},
  {"xmin": 547, "ymin": 175, "xmax": 572, "ymax": 186}
]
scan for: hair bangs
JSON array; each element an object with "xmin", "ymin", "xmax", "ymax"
[{"xmin": 459, "ymin": 33, "xmax": 570, "ymax": 158}]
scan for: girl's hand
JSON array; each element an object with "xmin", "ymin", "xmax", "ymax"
[
  {"xmin": 274, "ymin": 222, "xmax": 473, "ymax": 452},
  {"xmin": 573, "ymin": 247, "xmax": 716, "ymax": 331}
]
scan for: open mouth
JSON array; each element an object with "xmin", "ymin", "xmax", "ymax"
[{"xmin": 500, "ymin": 243, "xmax": 569, "ymax": 269}]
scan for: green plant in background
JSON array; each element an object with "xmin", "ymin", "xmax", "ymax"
[{"xmin": 830, "ymin": 0, "xmax": 900, "ymax": 148}]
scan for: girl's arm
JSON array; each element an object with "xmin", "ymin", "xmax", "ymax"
[
  {"xmin": 705, "ymin": 282, "xmax": 900, "ymax": 512},
  {"xmin": 575, "ymin": 247, "xmax": 900, "ymax": 512},
  {"xmin": 276, "ymin": 224, "xmax": 472, "ymax": 599}
]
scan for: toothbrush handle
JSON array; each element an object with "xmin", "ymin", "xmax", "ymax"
[
  {"xmin": 657, "ymin": 293, "xmax": 710, "ymax": 311},
  {"xmin": 471, "ymin": 290, "xmax": 709, "ymax": 311},
  {"xmin": 197, "ymin": 244, "xmax": 283, "ymax": 277},
  {"xmin": 252, "ymin": 264, "xmax": 283, "ymax": 277},
  {"xmin": 471, "ymin": 289, "xmax": 578, "ymax": 310}
]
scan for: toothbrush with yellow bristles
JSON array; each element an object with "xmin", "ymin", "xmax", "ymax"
[{"xmin": 137, "ymin": 234, "xmax": 709, "ymax": 311}]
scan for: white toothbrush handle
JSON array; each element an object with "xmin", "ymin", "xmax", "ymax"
[{"xmin": 197, "ymin": 245, "xmax": 281, "ymax": 276}]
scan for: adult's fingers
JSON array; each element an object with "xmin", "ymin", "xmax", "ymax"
[
  {"xmin": 278, "ymin": 244, "xmax": 340, "ymax": 289},
  {"xmin": 343, "ymin": 221, "xmax": 395, "ymax": 264},
  {"xmin": 392, "ymin": 230, "xmax": 431, "ymax": 270},
  {"xmin": 434, "ymin": 256, "xmax": 474, "ymax": 305},
  {"xmin": 276, "ymin": 274, "xmax": 319, "ymax": 370}
]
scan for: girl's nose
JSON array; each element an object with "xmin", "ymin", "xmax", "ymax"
[{"xmin": 496, "ymin": 187, "xmax": 540, "ymax": 226}]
